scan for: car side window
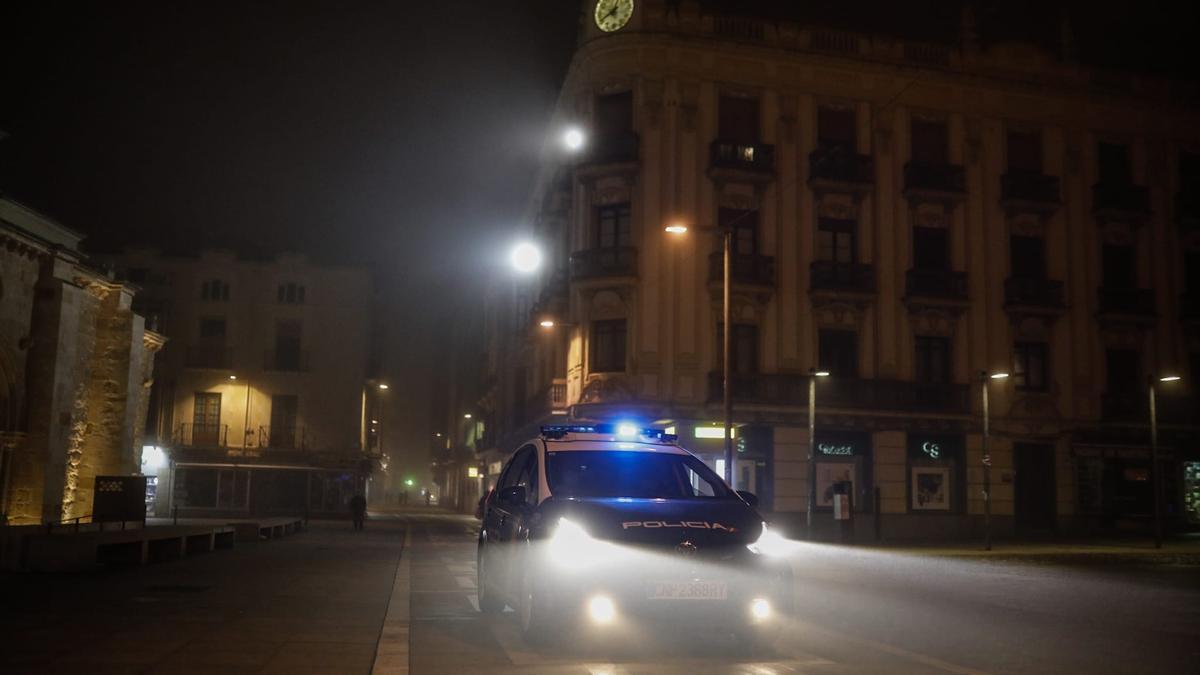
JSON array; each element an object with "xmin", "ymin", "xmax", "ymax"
[
  {"xmin": 497, "ymin": 453, "xmax": 522, "ymax": 490},
  {"xmin": 512, "ymin": 445, "xmax": 538, "ymax": 505}
]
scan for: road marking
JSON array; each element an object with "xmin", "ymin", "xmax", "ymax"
[
  {"xmin": 467, "ymin": 593, "xmax": 480, "ymax": 613},
  {"xmin": 787, "ymin": 617, "xmax": 993, "ymax": 675},
  {"xmin": 371, "ymin": 526, "xmax": 412, "ymax": 675},
  {"xmin": 454, "ymin": 574, "xmax": 476, "ymax": 589}
]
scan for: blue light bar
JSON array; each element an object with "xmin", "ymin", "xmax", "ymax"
[{"xmin": 541, "ymin": 424, "xmax": 677, "ymax": 442}]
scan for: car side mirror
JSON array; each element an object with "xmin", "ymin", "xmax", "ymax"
[
  {"xmin": 736, "ymin": 490, "xmax": 759, "ymax": 507},
  {"xmin": 498, "ymin": 485, "xmax": 526, "ymax": 507}
]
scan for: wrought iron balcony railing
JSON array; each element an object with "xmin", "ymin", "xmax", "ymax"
[
  {"xmin": 905, "ymin": 269, "xmax": 968, "ymax": 300},
  {"xmin": 174, "ymin": 423, "xmax": 229, "ymax": 448},
  {"xmin": 707, "ymin": 252, "xmax": 776, "ymax": 286},
  {"xmin": 570, "ymin": 247, "xmax": 638, "ymax": 281},
  {"xmin": 264, "ymin": 349, "xmax": 309, "ymax": 372},
  {"xmin": 580, "ymin": 131, "xmax": 639, "ymax": 166},
  {"xmin": 903, "ymin": 161, "xmax": 966, "ymax": 197},
  {"xmin": 258, "ymin": 425, "xmax": 309, "ymax": 450},
  {"xmin": 1001, "ymin": 170, "xmax": 1061, "ymax": 206},
  {"xmin": 1098, "ymin": 287, "xmax": 1155, "ymax": 317},
  {"xmin": 707, "ymin": 374, "xmax": 969, "ymax": 413},
  {"xmin": 808, "ymin": 147, "xmax": 874, "ymax": 188},
  {"xmin": 1092, "ymin": 182, "xmax": 1150, "ymax": 217},
  {"xmin": 1004, "ymin": 276, "xmax": 1066, "ymax": 309},
  {"xmin": 185, "ymin": 344, "xmax": 233, "ymax": 370},
  {"xmin": 810, "ymin": 261, "xmax": 876, "ymax": 294},
  {"xmin": 709, "ymin": 139, "xmax": 775, "ymax": 173}
]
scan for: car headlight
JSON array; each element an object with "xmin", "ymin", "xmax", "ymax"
[
  {"xmin": 547, "ymin": 517, "xmax": 616, "ymax": 569},
  {"xmin": 746, "ymin": 522, "xmax": 792, "ymax": 557}
]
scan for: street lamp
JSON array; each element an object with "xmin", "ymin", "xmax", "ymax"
[
  {"xmin": 377, "ymin": 383, "xmax": 389, "ymax": 391},
  {"xmin": 562, "ymin": 126, "xmax": 585, "ymax": 152},
  {"xmin": 806, "ymin": 368, "xmax": 830, "ymax": 532},
  {"xmin": 1149, "ymin": 374, "xmax": 1182, "ymax": 549},
  {"xmin": 509, "ymin": 241, "xmax": 542, "ymax": 275},
  {"xmin": 666, "ymin": 219, "xmax": 736, "ymax": 488},
  {"xmin": 980, "ymin": 371, "xmax": 1008, "ymax": 551}
]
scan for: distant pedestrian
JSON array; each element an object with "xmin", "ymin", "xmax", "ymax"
[{"xmin": 349, "ymin": 494, "xmax": 367, "ymax": 530}]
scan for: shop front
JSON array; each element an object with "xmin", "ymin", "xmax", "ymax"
[
  {"xmin": 906, "ymin": 433, "xmax": 965, "ymax": 515},
  {"xmin": 813, "ymin": 430, "xmax": 873, "ymax": 513}
]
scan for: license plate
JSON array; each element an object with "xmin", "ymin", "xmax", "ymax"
[{"xmin": 648, "ymin": 580, "xmax": 728, "ymax": 600}]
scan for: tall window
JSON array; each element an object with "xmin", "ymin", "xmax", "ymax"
[
  {"xmin": 717, "ymin": 323, "xmax": 759, "ymax": 374},
  {"xmin": 910, "ymin": 119, "xmax": 948, "ymax": 164},
  {"xmin": 719, "ymin": 208, "xmax": 758, "ymax": 256},
  {"xmin": 1102, "ymin": 244, "xmax": 1136, "ymax": 288},
  {"xmin": 915, "ymin": 336, "xmax": 951, "ymax": 384},
  {"xmin": 192, "ymin": 392, "xmax": 222, "ymax": 444},
  {"xmin": 595, "ymin": 91, "xmax": 633, "ymax": 140},
  {"xmin": 595, "ymin": 203, "xmax": 632, "ymax": 249},
  {"xmin": 718, "ymin": 95, "xmax": 760, "ymax": 142},
  {"xmin": 201, "ymin": 279, "xmax": 229, "ymax": 301},
  {"xmin": 273, "ymin": 320, "xmax": 303, "ymax": 371},
  {"xmin": 1098, "ymin": 142, "xmax": 1132, "ymax": 184},
  {"xmin": 818, "ymin": 106, "xmax": 856, "ymax": 151},
  {"xmin": 1013, "ymin": 342, "xmax": 1049, "ymax": 391},
  {"xmin": 818, "ymin": 218, "xmax": 856, "ymax": 264},
  {"xmin": 913, "ymin": 227, "xmax": 949, "ymax": 270},
  {"xmin": 590, "ymin": 319, "xmax": 627, "ymax": 373},
  {"xmin": 1011, "ymin": 236, "xmax": 1046, "ymax": 279},
  {"xmin": 269, "ymin": 395, "xmax": 299, "ymax": 448},
  {"xmin": 277, "ymin": 282, "xmax": 306, "ymax": 304},
  {"xmin": 1006, "ymin": 130, "xmax": 1042, "ymax": 173},
  {"xmin": 199, "ymin": 317, "xmax": 227, "ymax": 342},
  {"xmin": 819, "ymin": 329, "xmax": 859, "ymax": 378},
  {"xmin": 1105, "ymin": 350, "xmax": 1140, "ymax": 391}
]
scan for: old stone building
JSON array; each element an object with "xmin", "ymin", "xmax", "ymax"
[
  {"xmin": 103, "ymin": 249, "xmax": 378, "ymax": 518},
  {"xmin": 0, "ymin": 197, "xmax": 164, "ymax": 525},
  {"xmin": 468, "ymin": 1, "xmax": 1200, "ymax": 539}
]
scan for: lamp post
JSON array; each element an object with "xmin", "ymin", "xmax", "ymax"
[
  {"xmin": 980, "ymin": 371, "xmax": 1008, "ymax": 551},
  {"xmin": 1149, "ymin": 374, "xmax": 1181, "ymax": 549},
  {"xmin": 806, "ymin": 368, "xmax": 831, "ymax": 532},
  {"xmin": 665, "ymin": 217, "xmax": 751, "ymax": 488}
]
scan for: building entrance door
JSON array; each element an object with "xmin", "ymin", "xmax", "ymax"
[{"xmin": 1014, "ymin": 442, "xmax": 1056, "ymax": 531}]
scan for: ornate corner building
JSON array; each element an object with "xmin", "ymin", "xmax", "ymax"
[
  {"xmin": 0, "ymin": 198, "xmax": 164, "ymax": 525},
  {"xmin": 463, "ymin": 1, "xmax": 1200, "ymax": 539}
]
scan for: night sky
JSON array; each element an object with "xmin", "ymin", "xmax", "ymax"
[{"xmin": 1, "ymin": 1, "xmax": 1196, "ymax": 478}]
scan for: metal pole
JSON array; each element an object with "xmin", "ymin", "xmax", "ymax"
[
  {"xmin": 244, "ymin": 378, "xmax": 252, "ymax": 449},
  {"xmin": 982, "ymin": 376, "xmax": 992, "ymax": 551},
  {"xmin": 807, "ymin": 373, "xmax": 817, "ymax": 532},
  {"xmin": 1149, "ymin": 379, "xmax": 1162, "ymax": 549},
  {"xmin": 722, "ymin": 228, "xmax": 734, "ymax": 489}
]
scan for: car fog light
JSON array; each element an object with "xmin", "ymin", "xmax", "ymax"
[
  {"xmin": 588, "ymin": 594, "xmax": 617, "ymax": 624},
  {"xmin": 750, "ymin": 597, "xmax": 771, "ymax": 621}
]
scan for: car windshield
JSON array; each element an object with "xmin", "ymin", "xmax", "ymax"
[{"xmin": 545, "ymin": 450, "xmax": 734, "ymax": 499}]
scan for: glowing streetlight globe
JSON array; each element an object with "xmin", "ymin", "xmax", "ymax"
[
  {"xmin": 563, "ymin": 127, "xmax": 585, "ymax": 151},
  {"xmin": 510, "ymin": 242, "xmax": 542, "ymax": 274}
]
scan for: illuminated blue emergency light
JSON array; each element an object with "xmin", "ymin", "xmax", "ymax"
[{"xmin": 541, "ymin": 423, "xmax": 678, "ymax": 443}]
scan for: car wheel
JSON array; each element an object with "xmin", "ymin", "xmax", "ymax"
[
  {"xmin": 477, "ymin": 545, "xmax": 504, "ymax": 614},
  {"xmin": 517, "ymin": 559, "xmax": 559, "ymax": 644}
]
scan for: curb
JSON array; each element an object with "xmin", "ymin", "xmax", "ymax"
[{"xmin": 372, "ymin": 526, "xmax": 411, "ymax": 674}]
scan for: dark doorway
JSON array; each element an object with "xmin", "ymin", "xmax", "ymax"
[{"xmin": 1014, "ymin": 442, "xmax": 1056, "ymax": 531}]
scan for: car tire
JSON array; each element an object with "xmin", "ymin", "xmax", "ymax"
[
  {"xmin": 517, "ymin": 558, "xmax": 560, "ymax": 644},
  {"xmin": 477, "ymin": 545, "xmax": 504, "ymax": 615}
]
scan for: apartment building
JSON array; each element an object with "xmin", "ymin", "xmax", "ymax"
[
  {"xmin": 106, "ymin": 249, "xmax": 378, "ymax": 518},
  {"xmin": 469, "ymin": 0, "xmax": 1200, "ymax": 539}
]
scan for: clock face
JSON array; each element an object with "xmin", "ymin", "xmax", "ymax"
[{"xmin": 594, "ymin": 0, "xmax": 633, "ymax": 33}]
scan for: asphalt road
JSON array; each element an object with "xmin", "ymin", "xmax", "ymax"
[{"xmin": 403, "ymin": 511, "xmax": 1200, "ymax": 675}]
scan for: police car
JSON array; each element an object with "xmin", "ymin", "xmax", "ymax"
[{"xmin": 476, "ymin": 423, "xmax": 793, "ymax": 646}]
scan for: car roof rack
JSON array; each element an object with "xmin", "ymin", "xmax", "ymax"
[{"xmin": 540, "ymin": 423, "xmax": 677, "ymax": 443}]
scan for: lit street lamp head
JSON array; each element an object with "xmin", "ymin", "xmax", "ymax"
[
  {"xmin": 990, "ymin": 372, "xmax": 1010, "ymax": 380},
  {"xmin": 539, "ymin": 319, "xmax": 555, "ymax": 328},
  {"xmin": 464, "ymin": 413, "xmax": 473, "ymax": 419},
  {"xmin": 378, "ymin": 383, "xmax": 389, "ymax": 390},
  {"xmin": 562, "ymin": 126, "xmax": 585, "ymax": 151},
  {"xmin": 813, "ymin": 370, "xmax": 830, "ymax": 378},
  {"xmin": 509, "ymin": 242, "xmax": 542, "ymax": 274},
  {"xmin": 228, "ymin": 374, "xmax": 237, "ymax": 380},
  {"xmin": 1159, "ymin": 375, "xmax": 1182, "ymax": 382},
  {"xmin": 664, "ymin": 223, "xmax": 688, "ymax": 235}
]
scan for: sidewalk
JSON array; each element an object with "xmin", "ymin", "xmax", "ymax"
[
  {"xmin": 0, "ymin": 518, "xmax": 407, "ymax": 674},
  {"xmin": 849, "ymin": 536, "xmax": 1200, "ymax": 564}
]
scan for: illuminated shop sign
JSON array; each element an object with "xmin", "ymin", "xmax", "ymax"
[
  {"xmin": 907, "ymin": 435, "xmax": 964, "ymax": 461},
  {"xmin": 818, "ymin": 443, "xmax": 854, "ymax": 456},
  {"xmin": 815, "ymin": 431, "xmax": 870, "ymax": 457}
]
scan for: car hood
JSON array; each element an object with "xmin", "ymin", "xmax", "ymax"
[{"xmin": 541, "ymin": 497, "xmax": 762, "ymax": 550}]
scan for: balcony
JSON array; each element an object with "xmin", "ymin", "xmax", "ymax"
[
  {"xmin": 809, "ymin": 261, "xmax": 876, "ymax": 295},
  {"xmin": 707, "ymin": 252, "xmax": 776, "ymax": 287},
  {"xmin": 807, "ymin": 147, "xmax": 874, "ymax": 193},
  {"xmin": 1000, "ymin": 170, "xmax": 1061, "ymax": 214},
  {"xmin": 708, "ymin": 139, "xmax": 775, "ymax": 179},
  {"xmin": 1102, "ymin": 392, "xmax": 1199, "ymax": 424},
  {"xmin": 186, "ymin": 344, "xmax": 232, "ymax": 370},
  {"xmin": 905, "ymin": 269, "xmax": 968, "ymax": 302},
  {"xmin": 523, "ymin": 378, "xmax": 569, "ymax": 424},
  {"xmin": 569, "ymin": 247, "xmax": 638, "ymax": 282},
  {"xmin": 1097, "ymin": 287, "xmax": 1155, "ymax": 321},
  {"xmin": 578, "ymin": 132, "xmax": 639, "ymax": 169},
  {"xmin": 706, "ymin": 374, "xmax": 969, "ymax": 414},
  {"xmin": 1092, "ymin": 182, "xmax": 1150, "ymax": 222},
  {"xmin": 264, "ymin": 349, "xmax": 309, "ymax": 372},
  {"xmin": 1004, "ymin": 277, "xmax": 1066, "ymax": 314},
  {"xmin": 903, "ymin": 161, "xmax": 966, "ymax": 201},
  {"xmin": 174, "ymin": 423, "xmax": 229, "ymax": 448},
  {"xmin": 258, "ymin": 425, "xmax": 310, "ymax": 450}
]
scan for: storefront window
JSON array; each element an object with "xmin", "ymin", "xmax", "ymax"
[
  {"xmin": 814, "ymin": 431, "xmax": 872, "ymax": 511},
  {"xmin": 1183, "ymin": 462, "xmax": 1200, "ymax": 525},
  {"xmin": 907, "ymin": 434, "xmax": 964, "ymax": 513}
]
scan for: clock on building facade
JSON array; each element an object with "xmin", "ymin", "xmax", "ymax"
[{"xmin": 594, "ymin": 0, "xmax": 633, "ymax": 32}]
